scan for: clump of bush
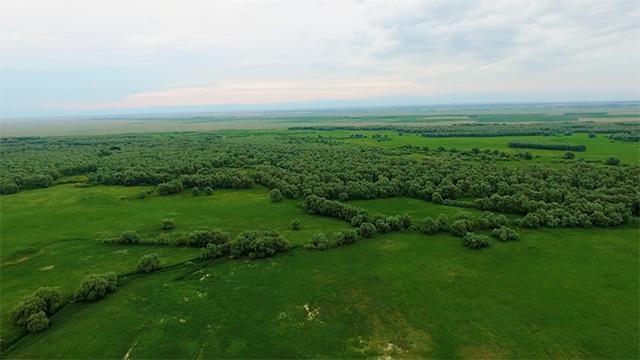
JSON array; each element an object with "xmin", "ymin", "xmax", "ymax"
[
  {"xmin": 491, "ymin": 226, "xmax": 520, "ymax": 241},
  {"xmin": 462, "ymin": 232, "xmax": 492, "ymax": 249},
  {"xmin": 305, "ymin": 230, "xmax": 359, "ymax": 250},
  {"xmin": 137, "ymin": 254, "xmax": 161, "ymax": 273},
  {"xmin": 157, "ymin": 180, "xmax": 183, "ymax": 195},
  {"xmin": 304, "ymin": 233, "xmax": 335, "ymax": 250},
  {"xmin": 161, "ymin": 218, "xmax": 176, "ymax": 230},
  {"xmin": 73, "ymin": 272, "xmax": 118, "ymax": 301},
  {"xmin": 200, "ymin": 243, "xmax": 228, "ymax": 259},
  {"xmin": 12, "ymin": 287, "xmax": 64, "ymax": 333},
  {"xmin": 229, "ymin": 230, "xmax": 290, "ymax": 259},
  {"xmin": 606, "ymin": 157, "xmax": 620, "ymax": 165},
  {"xmin": 180, "ymin": 230, "xmax": 231, "ymax": 247},
  {"xmin": 358, "ymin": 222, "xmax": 377, "ymax": 238},
  {"xmin": 269, "ymin": 188, "xmax": 283, "ymax": 202},
  {"xmin": 476, "ymin": 211, "xmax": 509, "ymax": 229},
  {"xmin": 291, "ymin": 218, "xmax": 301, "ymax": 230},
  {"xmin": 118, "ymin": 231, "xmax": 141, "ymax": 244},
  {"xmin": 203, "ymin": 186, "xmax": 214, "ymax": 195},
  {"xmin": 417, "ymin": 215, "xmax": 450, "ymax": 234}
]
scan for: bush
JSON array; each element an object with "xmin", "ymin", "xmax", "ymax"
[
  {"xmin": 563, "ymin": 151, "xmax": 575, "ymax": 159},
  {"xmin": 450, "ymin": 219, "xmax": 472, "ymax": 237},
  {"xmin": 418, "ymin": 217, "xmax": 440, "ymax": 234},
  {"xmin": 203, "ymin": 186, "xmax": 214, "ymax": 195},
  {"xmin": 436, "ymin": 214, "xmax": 450, "ymax": 231},
  {"xmin": 136, "ymin": 191, "xmax": 147, "ymax": 199},
  {"xmin": 74, "ymin": 273, "xmax": 118, "ymax": 301},
  {"xmin": 269, "ymin": 188, "xmax": 283, "ymax": 202},
  {"xmin": 463, "ymin": 232, "xmax": 492, "ymax": 249},
  {"xmin": 491, "ymin": 226, "xmax": 520, "ymax": 241},
  {"xmin": 12, "ymin": 287, "xmax": 63, "ymax": 332},
  {"xmin": 230, "ymin": 230, "xmax": 290, "ymax": 259},
  {"xmin": 304, "ymin": 233, "xmax": 336, "ymax": 250},
  {"xmin": 291, "ymin": 218, "xmax": 301, "ymax": 230},
  {"xmin": 200, "ymin": 243, "xmax": 229, "ymax": 259},
  {"xmin": 161, "ymin": 218, "xmax": 176, "ymax": 230},
  {"xmin": 358, "ymin": 222, "xmax": 377, "ymax": 238},
  {"xmin": 606, "ymin": 157, "xmax": 620, "ymax": 165},
  {"xmin": 118, "ymin": 231, "xmax": 141, "ymax": 244},
  {"xmin": 182, "ymin": 230, "xmax": 231, "ymax": 247},
  {"xmin": 192, "ymin": 186, "xmax": 201, "ymax": 196},
  {"xmin": 157, "ymin": 180, "xmax": 183, "ymax": 195},
  {"xmin": 137, "ymin": 253, "xmax": 161, "ymax": 273},
  {"xmin": 25, "ymin": 311, "xmax": 49, "ymax": 333},
  {"xmin": 588, "ymin": 133, "xmax": 596, "ymax": 138},
  {"xmin": 334, "ymin": 229, "xmax": 359, "ymax": 245}
]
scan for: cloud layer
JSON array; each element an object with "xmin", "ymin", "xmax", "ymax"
[{"xmin": 1, "ymin": 0, "xmax": 639, "ymax": 116}]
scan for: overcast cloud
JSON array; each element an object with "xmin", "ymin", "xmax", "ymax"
[{"xmin": 1, "ymin": 0, "xmax": 639, "ymax": 117}]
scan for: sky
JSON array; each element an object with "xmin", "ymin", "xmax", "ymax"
[{"xmin": 1, "ymin": 0, "xmax": 639, "ymax": 117}]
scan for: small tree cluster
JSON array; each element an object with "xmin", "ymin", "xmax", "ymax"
[
  {"xmin": 73, "ymin": 272, "xmax": 118, "ymax": 301},
  {"xmin": 475, "ymin": 211, "xmax": 509, "ymax": 229},
  {"xmin": 463, "ymin": 232, "xmax": 492, "ymax": 249},
  {"xmin": 305, "ymin": 229, "xmax": 359, "ymax": 250},
  {"xmin": 12, "ymin": 287, "xmax": 63, "ymax": 333},
  {"xmin": 137, "ymin": 254, "xmax": 161, "ymax": 273},
  {"xmin": 180, "ymin": 230, "xmax": 231, "ymax": 247},
  {"xmin": 118, "ymin": 231, "xmax": 141, "ymax": 244},
  {"xmin": 417, "ymin": 215, "xmax": 449, "ymax": 234},
  {"xmin": 491, "ymin": 226, "xmax": 520, "ymax": 241},
  {"xmin": 157, "ymin": 180, "xmax": 184, "ymax": 195},
  {"xmin": 229, "ymin": 230, "xmax": 290, "ymax": 259}
]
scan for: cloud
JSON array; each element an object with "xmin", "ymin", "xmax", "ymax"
[{"xmin": 1, "ymin": 0, "xmax": 638, "ymax": 116}]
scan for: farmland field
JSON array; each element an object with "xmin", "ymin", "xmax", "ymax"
[{"xmin": 1, "ymin": 110, "xmax": 639, "ymax": 359}]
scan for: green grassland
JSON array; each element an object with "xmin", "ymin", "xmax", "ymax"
[
  {"xmin": 294, "ymin": 131, "xmax": 640, "ymax": 164},
  {"xmin": 1, "ymin": 116, "xmax": 639, "ymax": 358},
  {"xmin": 4, "ymin": 216, "xmax": 638, "ymax": 358}
]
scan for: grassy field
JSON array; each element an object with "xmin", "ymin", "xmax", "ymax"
[
  {"xmin": 1, "ymin": 119, "xmax": 638, "ymax": 358},
  {"xmin": 292, "ymin": 131, "xmax": 640, "ymax": 164},
  {"xmin": 0, "ymin": 184, "xmax": 350, "ymax": 345},
  {"xmin": 4, "ymin": 224, "xmax": 638, "ymax": 358}
]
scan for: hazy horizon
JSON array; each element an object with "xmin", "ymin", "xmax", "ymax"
[{"xmin": 2, "ymin": 0, "xmax": 639, "ymax": 118}]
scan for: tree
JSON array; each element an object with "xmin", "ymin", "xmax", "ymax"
[
  {"xmin": 12, "ymin": 287, "xmax": 63, "ymax": 332},
  {"xmin": 291, "ymin": 218, "xmax": 301, "ymax": 230},
  {"xmin": 137, "ymin": 253, "xmax": 161, "ymax": 273},
  {"xmin": 269, "ymin": 188, "xmax": 283, "ymax": 202},
  {"xmin": 450, "ymin": 219, "xmax": 472, "ymax": 237},
  {"xmin": 418, "ymin": 217, "xmax": 439, "ymax": 234},
  {"xmin": 161, "ymin": 218, "xmax": 175, "ymax": 230}
]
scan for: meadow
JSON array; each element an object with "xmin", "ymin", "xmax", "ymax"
[{"xmin": 0, "ymin": 110, "xmax": 639, "ymax": 358}]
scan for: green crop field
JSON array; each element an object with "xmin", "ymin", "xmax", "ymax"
[{"xmin": 1, "ymin": 113, "xmax": 639, "ymax": 359}]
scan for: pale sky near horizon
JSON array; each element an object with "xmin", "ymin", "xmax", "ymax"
[{"xmin": 1, "ymin": 0, "xmax": 639, "ymax": 117}]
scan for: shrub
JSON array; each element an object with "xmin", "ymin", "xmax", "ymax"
[
  {"xmin": 291, "ymin": 218, "xmax": 301, "ymax": 230},
  {"xmin": 304, "ymin": 233, "xmax": 336, "ymax": 250},
  {"xmin": 118, "ymin": 231, "xmax": 141, "ymax": 244},
  {"xmin": 137, "ymin": 253, "xmax": 161, "ymax": 273},
  {"xmin": 375, "ymin": 218, "xmax": 391, "ymax": 233},
  {"xmin": 200, "ymin": 243, "xmax": 229, "ymax": 259},
  {"xmin": 358, "ymin": 222, "xmax": 377, "ymax": 238},
  {"xmin": 334, "ymin": 229, "xmax": 359, "ymax": 245},
  {"xmin": 436, "ymin": 214, "xmax": 450, "ymax": 231},
  {"xmin": 25, "ymin": 311, "xmax": 49, "ymax": 333},
  {"xmin": 74, "ymin": 273, "xmax": 117, "ymax": 301},
  {"xmin": 606, "ymin": 157, "xmax": 620, "ymax": 165},
  {"xmin": 492, "ymin": 226, "xmax": 520, "ymax": 241},
  {"xmin": 418, "ymin": 217, "xmax": 440, "ymax": 234},
  {"xmin": 463, "ymin": 232, "xmax": 492, "ymax": 249},
  {"xmin": 432, "ymin": 192, "xmax": 444, "ymax": 204},
  {"xmin": 157, "ymin": 180, "xmax": 183, "ymax": 195},
  {"xmin": 588, "ymin": 133, "xmax": 596, "ymax": 138},
  {"xmin": 204, "ymin": 186, "xmax": 214, "ymax": 195},
  {"xmin": 563, "ymin": 151, "xmax": 575, "ymax": 159},
  {"xmin": 269, "ymin": 188, "xmax": 283, "ymax": 202},
  {"xmin": 136, "ymin": 191, "xmax": 147, "ymax": 199},
  {"xmin": 230, "ymin": 230, "xmax": 290, "ymax": 259},
  {"xmin": 182, "ymin": 230, "xmax": 231, "ymax": 247},
  {"xmin": 161, "ymin": 218, "xmax": 176, "ymax": 230},
  {"xmin": 33, "ymin": 287, "xmax": 64, "ymax": 314},
  {"xmin": 192, "ymin": 186, "xmax": 201, "ymax": 196},
  {"xmin": 450, "ymin": 219, "xmax": 472, "ymax": 237}
]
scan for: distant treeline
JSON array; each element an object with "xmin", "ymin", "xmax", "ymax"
[
  {"xmin": 508, "ymin": 142, "xmax": 586, "ymax": 152},
  {"xmin": 289, "ymin": 121, "xmax": 640, "ymax": 138}
]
